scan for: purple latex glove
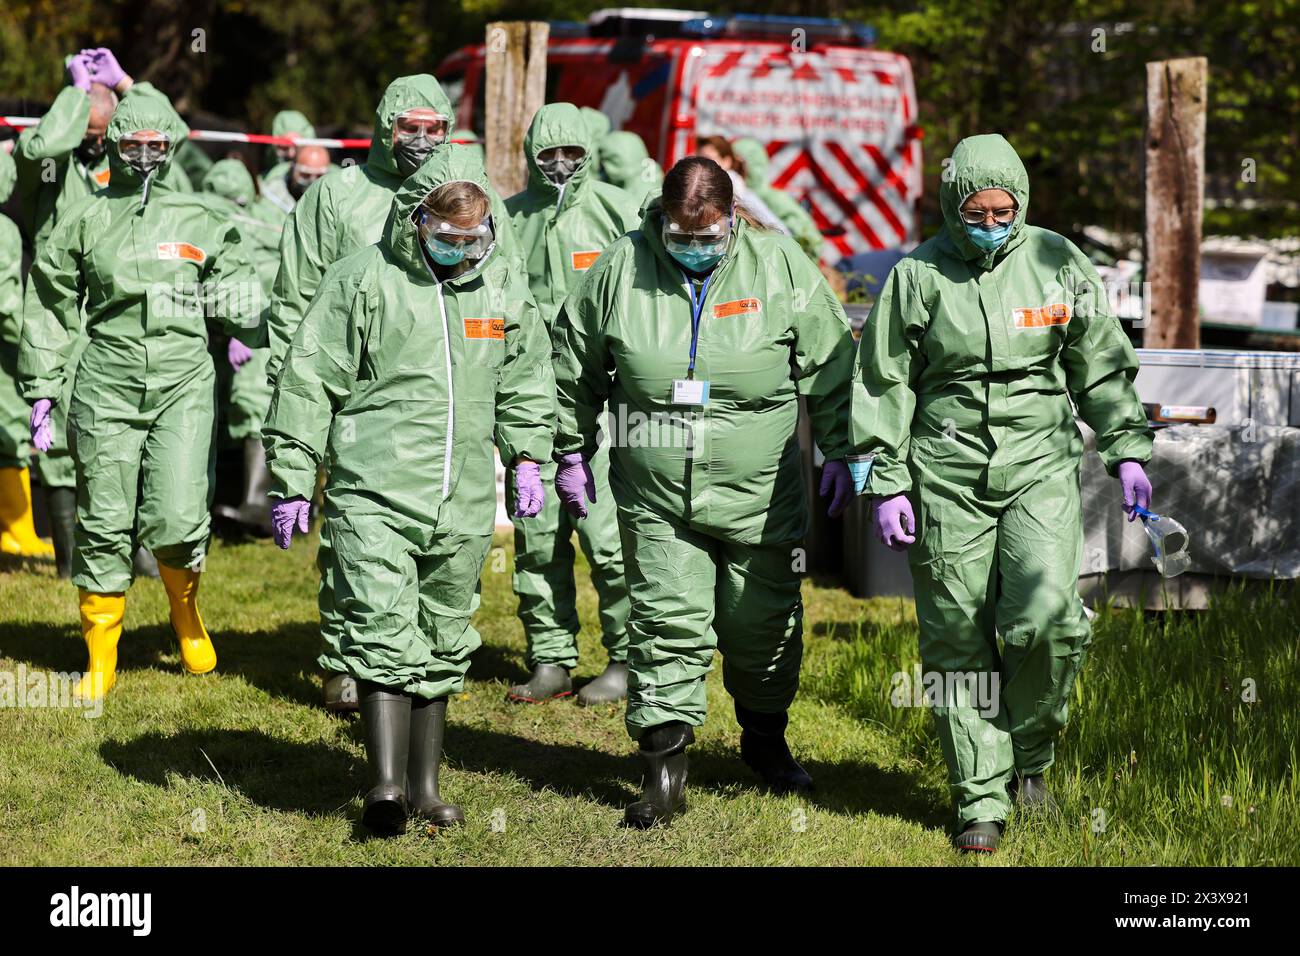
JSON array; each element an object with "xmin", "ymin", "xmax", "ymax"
[
  {"xmin": 81, "ymin": 48, "xmax": 127, "ymax": 89},
  {"xmin": 513, "ymin": 461, "xmax": 544, "ymax": 518},
  {"xmin": 1118, "ymin": 460, "xmax": 1152, "ymax": 522},
  {"xmin": 555, "ymin": 453, "xmax": 595, "ymax": 519},
  {"xmin": 228, "ymin": 338, "xmax": 254, "ymax": 371},
  {"xmin": 30, "ymin": 399, "xmax": 54, "ymax": 452},
  {"xmin": 819, "ymin": 459, "xmax": 853, "ymax": 519},
  {"xmin": 872, "ymin": 493, "xmax": 916, "ymax": 552},
  {"xmin": 271, "ymin": 497, "xmax": 311, "ymax": 549},
  {"xmin": 67, "ymin": 54, "xmax": 92, "ymax": 92}
]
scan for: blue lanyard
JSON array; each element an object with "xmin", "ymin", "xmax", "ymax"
[{"xmin": 682, "ymin": 270, "xmax": 713, "ymax": 380}]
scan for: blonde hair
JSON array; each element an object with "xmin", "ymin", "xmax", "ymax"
[{"xmin": 422, "ymin": 181, "xmax": 489, "ymax": 227}]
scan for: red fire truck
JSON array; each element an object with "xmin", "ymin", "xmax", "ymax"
[{"xmin": 436, "ymin": 9, "xmax": 922, "ymax": 263}]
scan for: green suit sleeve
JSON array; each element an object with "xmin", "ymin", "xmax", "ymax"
[
  {"xmin": 850, "ymin": 259, "xmax": 925, "ymax": 497},
  {"xmin": 267, "ymin": 175, "xmax": 338, "ymax": 384},
  {"xmin": 202, "ymin": 215, "xmax": 266, "ymax": 347},
  {"xmin": 790, "ymin": 251, "xmax": 855, "ymax": 461},
  {"xmin": 262, "ymin": 264, "xmax": 364, "ymax": 500},
  {"xmin": 16, "ymin": 87, "xmax": 89, "ymax": 162},
  {"xmin": 494, "ymin": 271, "xmax": 556, "ymax": 465},
  {"xmin": 17, "ymin": 209, "xmax": 86, "ymax": 401},
  {"xmin": 1061, "ymin": 244, "xmax": 1153, "ymax": 475},
  {"xmin": 553, "ymin": 255, "xmax": 616, "ymax": 460}
]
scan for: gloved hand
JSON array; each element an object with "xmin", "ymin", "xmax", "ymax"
[
  {"xmin": 228, "ymin": 338, "xmax": 254, "ymax": 371},
  {"xmin": 1118, "ymin": 460, "xmax": 1152, "ymax": 522},
  {"xmin": 872, "ymin": 493, "xmax": 916, "ymax": 551},
  {"xmin": 30, "ymin": 399, "xmax": 54, "ymax": 452},
  {"xmin": 819, "ymin": 459, "xmax": 853, "ymax": 518},
  {"xmin": 555, "ymin": 452, "xmax": 595, "ymax": 519},
  {"xmin": 81, "ymin": 48, "xmax": 127, "ymax": 89},
  {"xmin": 67, "ymin": 54, "xmax": 92, "ymax": 92},
  {"xmin": 513, "ymin": 460, "xmax": 544, "ymax": 518},
  {"xmin": 271, "ymin": 496, "xmax": 311, "ymax": 549}
]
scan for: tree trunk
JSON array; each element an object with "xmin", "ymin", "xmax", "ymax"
[{"xmin": 484, "ymin": 21, "xmax": 548, "ymax": 198}]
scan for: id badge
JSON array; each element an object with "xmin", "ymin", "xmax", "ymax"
[{"xmin": 672, "ymin": 378, "xmax": 709, "ymax": 406}]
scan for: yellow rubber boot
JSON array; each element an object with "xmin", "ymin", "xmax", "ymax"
[
  {"xmin": 158, "ymin": 563, "xmax": 217, "ymax": 675},
  {"xmin": 75, "ymin": 590, "xmax": 125, "ymax": 701},
  {"xmin": 0, "ymin": 466, "xmax": 56, "ymax": 558}
]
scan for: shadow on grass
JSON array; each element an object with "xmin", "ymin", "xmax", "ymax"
[
  {"xmin": 0, "ymin": 620, "xmax": 328, "ymax": 710},
  {"xmin": 465, "ymin": 641, "xmax": 531, "ymax": 685}
]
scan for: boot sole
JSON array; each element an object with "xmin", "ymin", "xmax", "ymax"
[
  {"xmin": 623, "ymin": 803, "xmax": 687, "ymax": 829},
  {"xmin": 506, "ymin": 690, "xmax": 573, "ymax": 704}
]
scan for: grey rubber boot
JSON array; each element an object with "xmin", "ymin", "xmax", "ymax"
[
  {"xmin": 358, "ymin": 679, "xmax": 411, "ymax": 836},
  {"xmin": 45, "ymin": 486, "xmax": 76, "ymax": 579},
  {"xmin": 408, "ymin": 696, "xmax": 464, "ymax": 828},
  {"xmin": 624, "ymin": 721, "xmax": 694, "ymax": 829},
  {"xmin": 132, "ymin": 545, "xmax": 159, "ymax": 579},
  {"xmin": 735, "ymin": 702, "xmax": 814, "ymax": 795},
  {"xmin": 576, "ymin": 661, "xmax": 628, "ymax": 707},
  {"xmin": 215, "ymin": 438, "xmax": 274, "ymax": 536},
  {"xmin": 954, "ymin": 820, "xmax": 1002, "ymax": 853},
  {"xmin": 506, "ymin": 663, "xmax": 573, "ymax": 703},
  {"xmin": 324, "ymin": 672, "xmax": 360, "ymax": 713},
  {"xmin": 1011, "ymin": 774, "xmax": 1058, "ymax": 814}
]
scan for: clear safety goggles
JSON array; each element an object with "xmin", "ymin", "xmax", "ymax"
[
  {"xmin": 536, "ymin": 144, "xmax": 587, "ymax": 184},
  {"xmin": 117, "ymin": 131, "xmax": 171, "ymax": 166},
  {"xmin": 291, "ymin": 163, "xmax": 329, "ymax": 188},
  {"xmin": 1131, "ymin": 506, "xmax": 1192, "ymax": 578},
  {"xmin": 958, "ymin": 205, "xmax": 1017, "ymax": 226},
  {"xmin": 662, "ymin": 212, "xmax": 732, "ymax": 255},
  {"xmin": 416, "ymin": 210, "xmax": 493, "ymax": 261},
  {"xmin": 393, "ymin": 109, "xmax": 450, "ymax": 145}
]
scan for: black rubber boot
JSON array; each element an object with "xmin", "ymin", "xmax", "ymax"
[
  {"xmin": 506, "ymin": 663, "xmax": 573, "ymax": 703},
  {"xmin": 1010, "ymin": 774, "xmax": 1057, "ymax": 814},
  {"xmin": 576, "ymin": 661, "xmax": 628, "ymax": 707},
  {"xmin": 358, "ymin": 679, "xmax": 411, "ymax": 836},
  {"xmin": 408, "ymin": 696, "xmax": 464, "ymax": 828},
  {"xmin": 45, "ymin": 486, "xmax": 76, "ymax": 579},
  {"xmin": 215, "ymin": 438, "xmax": 274, "ymax": 536},
  {"xmin": 954, "ymin": 820, "xmax": 1002, "ymax": 853},
  {"xmin": 132, "ymin": 545, "xmax": 159, "ymax": 579},
  {"xmin": 735, "ymin": 702, "xmax": 814, "ymax": 795},
  {"xmin": 323, "ymin": 672, "xmax": 359, "ymax": 713},
  {"xmin": 624, "ymin": 721, "xmax": 694, "ymax": 829}
]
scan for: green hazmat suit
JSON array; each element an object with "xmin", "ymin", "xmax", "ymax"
[
  {"xmin": 266, "ymin": 74, "xmax": 516, "ymax": 679},
  {"xmin": 0, "ymin": 151, "xmax": 29, "ymax": 470},
  {"xmin": 579, "ymin": 107, "xmax": 610, "ymax": 171},
  {"xmin": 849, "ymin": 133, "xmax": 1153, "ymax": 829},
  {"xmin": 200, "ymin": 159, "xmax": 282, "ymax": 441},
  {"xmin": 18, "ymin": 92, "xmax": 262, "ymax": 592},
  {"xmin": 14, "ymin": 81, "xmax": 192, "ymax": 492},
  {"xmin": 599, "ymin": 130, "xmax": 663, "ymax": 211},
  {"xmin": 504, "ymin": 103, "xmax": 640, "ymax": 670},
  {"xmin": 263, "ymin": 145, "xmax": 556, "ymax": 698},
  {"xmin": 553, "ymin": 198, "xmax": 855, "ymax": 737},
  {"xmin": 260, "ymin": 109, "xmax": 315, "ymax": 187},
  {"xmin": 731, "ymin": 138, "xmax": 822, "ymax": 260}
]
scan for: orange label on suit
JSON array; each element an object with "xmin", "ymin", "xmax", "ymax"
[
  {"xmin": 571, "ymin": 250, "xmax": 601, "ymax": 271},
  {"xmin": 94, "ymin": 168, "xmax": 111, "ymax": 187},
  {"xmin": 1012, "ymin": 303, "xmax": 1070, "ymax": 328},
  {"xmin": 464, "ymin": 318, "xmax": 505, "ymax": 340},
  {"xmin": 156, "ymin": 242, "xmax": 207, "ymax": 264},
  {"xmin": 712, "ymin": 298, "xmax": 763, "ymax": 319}
]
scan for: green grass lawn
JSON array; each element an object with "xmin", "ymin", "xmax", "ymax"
[{"xmin": 1, "ymin": 531, "xmax": 1296, "ymax": 866}]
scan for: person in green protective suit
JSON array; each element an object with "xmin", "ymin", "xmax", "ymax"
[
  {"xmin": 200, "ymin": 159, "xmax": 283, "ymax": 536},
  {"xmin": 19, "ymin": 89, "xmax": 263, "ymax": 702},
  {"xmin": 267, "ymin": 73, "xmax": 517, "ymax": 714},
  {"xmin": 598, "ymin": 130, "xmax": 663, "ymax": 211},
  {"xmin": 849, "ymin": 133, "xmax": 1154, "ymax": 853},
  {"xmin": 730, "ymin": 138, "xmax": 822, "ymax": 260},
  {"xmin": 14, "ymin": 51, "xmax": 191, "ymax": 577},
  {"xmin": 552, "ymin": 156, "xmax": 857, "ymax": 827},
  {"xmin": 503, "ymin": 103, "xmax": 641, "ymax": 707},
  {"xmin": 261, "ymin": 144, "xmax": 332, "ymax": 219},
  {"xmin": 263, "ymin": 145, "xmax": 555, "ymax": 836},
  {"xmin": 260, "ymin": 109, "xmax": 314, "ymax": 188},
  {"xmin": 0, "ymin": 147, "xmax": 56, "ymax": 560},
  {"xmin": 579, "ymin": 107, "xmax": 610, "ymax": 175}
]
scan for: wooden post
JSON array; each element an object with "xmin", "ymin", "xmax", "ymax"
[
  {"xmin": 1143, "ymin": 57, "xmax": 1207, "ymax": 349},
  {"xmin": 484, "ymin": 21, "xmax": 548, "ymax": 198}
]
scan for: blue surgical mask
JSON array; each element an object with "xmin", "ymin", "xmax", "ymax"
[
  {"xmin": 425, "ymin": 235, "xmax": 467, "ymax": 266},
  {"xmin": 965, "ymin": 221, "xmax": 1011, "ymax": 252},
  {"xmin": 669, "ymin": 246, "xmax": 725, "ymax": 272}
]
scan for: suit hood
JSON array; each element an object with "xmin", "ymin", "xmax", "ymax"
[
  {"xmin": 940, "ymin": 133, "xmax": 1030, "ymax": 266},
  {"xmin": 367, "ymin": 74, "xmax": 455, "ymax": 179}
]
